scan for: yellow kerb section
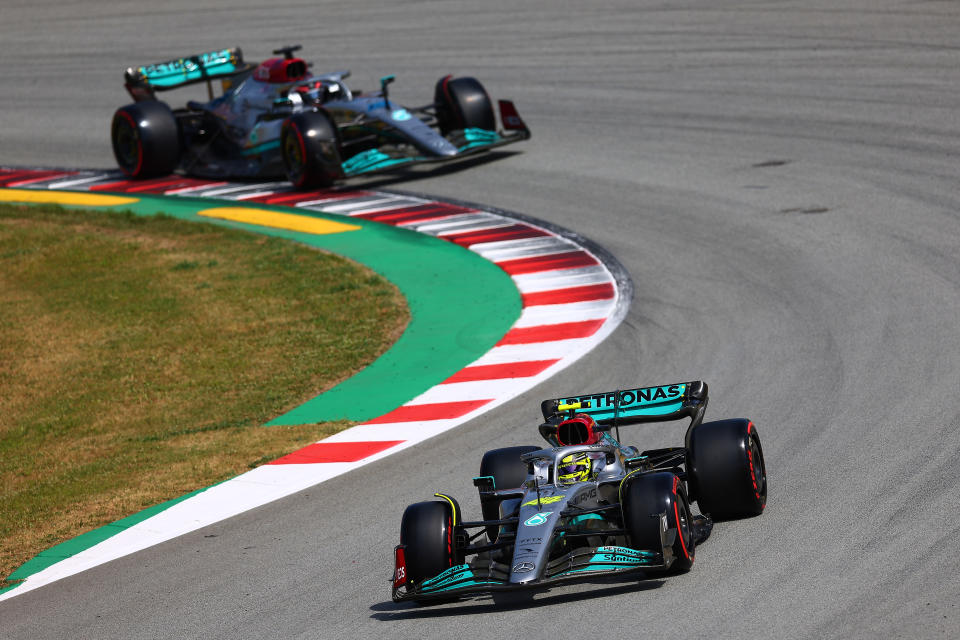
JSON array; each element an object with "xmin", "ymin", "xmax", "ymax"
[
  {"xmin": 198, "ymin": 207, "xmax": 360, "ymax": 235},
  {"xmin": 0, "ymin": 189, "xmax": 139, "ymax": 207}
]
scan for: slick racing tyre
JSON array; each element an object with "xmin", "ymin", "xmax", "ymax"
[
  {"xmin": 622, "ymin": 471, "xmax": 695, "ymax": 573},
  {"xmin": 688, "ymin": 419, "xmax": 767, "ymax": 519},
  {"xmin": 434, "ymin": 76, "xmax": 496, "ymax": 134},
  {"xmin": 399, "ymin": 500, "xmax": 457, "ymax": 584},
  {"xmin": 281, "ymin": 110, "xmax": 342, "ymax": 188},
  {"xmin": 478, "ymin": 445, "xmax": 539, "ymax": 542},
  {"xmin": 111, "ymin": 101, "xmax": 181, "ymax": 178}
]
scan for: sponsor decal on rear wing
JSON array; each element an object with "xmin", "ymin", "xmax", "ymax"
[
  {"xmin": 540, "ymin": 381, "xmax": 708, "ymax": 426},
  {"xmin": 124, "ymin": 47, "xmax": 255, "ymax": 101},
  {"xmin": 130, "ymin": 48, "xmax": 245, "ymax": 87}
]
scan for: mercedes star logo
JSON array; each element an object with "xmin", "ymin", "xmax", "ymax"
[{"xmin": 512, "ymin": 562, "xmax": 535, "ymax": 573}]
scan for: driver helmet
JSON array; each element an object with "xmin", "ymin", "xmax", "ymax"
[
  {"xmin": 557, "ymin": 452, "xmax": 592, "ymax": 485},
  {"xmin": 294, "ymin": 80, "xmax": 326, "ymax": 104}
]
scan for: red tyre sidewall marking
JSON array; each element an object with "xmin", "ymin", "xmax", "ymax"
[
  {"xmin": 446, "ymin": 514, "xmax": 453, "ymax": 567},
  {"xmin": 288, "ymin": 122, "xmax": 309, "ymax": 188},
  {"xmin": 115, "ymin": 110, "xmax": 143, "ymax": 177},
  {"xmin": 746, "ymin": 421, "xmax": 764, "ymax": 507},
  {"xmin": 672, "ymin": 475, "xmax": 692, "ymax": 563}
]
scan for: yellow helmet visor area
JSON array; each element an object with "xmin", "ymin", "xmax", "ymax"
[{"xmin": 557, "ymin": 454, "xmax": 590, "ymax": 484}]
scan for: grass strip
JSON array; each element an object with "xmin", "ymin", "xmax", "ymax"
[{"xmin": 0, "ymin": 202, "xmax": 408, "ymax": 587}]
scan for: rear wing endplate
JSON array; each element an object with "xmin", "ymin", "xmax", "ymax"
[
  {"xmin": 124, "ymin": 47, "xmax": 255, "ymax": 101},
  {"xmin": 540, "ymin": 381, "xmax": 708, "ymax": 428}
]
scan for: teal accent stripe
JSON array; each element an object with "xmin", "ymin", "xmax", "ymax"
[
  {"xmin": 418, "ymin": 563, "xmax": 508, "ymax": 593},
  {"xmin": 458, "ymin": 128, "xmax": 500, "ymax": 152},
  {"xmin": 342, "ymin": 149, "xmax": 423, "ymax": 176},
  {"xmin": 559, "ymin": 562, "xmax": 654, "ymax": 575},
  {"xmin": 462, "ymin": 128, "xmax": 499, "ymax": 143},
  {"xmin": 422, "ymin": 579, "xmax": 504, "ymax": 593},
  {"xmin": 556, "ymin": 547, "xmax": 659, "ymax": 577},
  {"xmin": 584, "ymin": 401, "xmax": 684, "ymax": 421},
  {"xmin": 569, "ymin": 513, "xmax": 604, "ymax": 525},
  {"xmin": 240, "ymin": 140, "xmax": 281, "ymax": 156}
]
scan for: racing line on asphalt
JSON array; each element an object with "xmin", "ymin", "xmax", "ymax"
[{"xmin": 0, "ymin": 167, "xmax": 632, "ymax": 601}]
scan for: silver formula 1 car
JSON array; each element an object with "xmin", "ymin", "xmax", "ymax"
[
  {"xmin": 392, "ymin": 381, "xmax": 767, "ymax": 603},
  {"xmin": 111, "ymin": 46, "xmax": 530, "ymax": 187}
]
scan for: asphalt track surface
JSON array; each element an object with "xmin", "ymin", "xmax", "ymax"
[{"xmin": 2, "ymin": 1, "xmax": 959, "ymax": 638}]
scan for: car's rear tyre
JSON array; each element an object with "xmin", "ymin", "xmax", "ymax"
[
  {"xmin": 621, "ymin": 471, "xmax": 695, "ymax": 573},
  {"xmin": 400, "ymin": 501, "xmax": 456, "ymax": 585},
  {"xmin": 688, "ymin": 419, "xmax": 767, "ymax": 519},
  {"xmin": 111, "ymin": 101, "xmax": 181, "ymax": 178},
  {"xmin": 434, "ymin": 76, "xmax": 496, "ymax": 134},
  {"xmin": 478, "ymin": 445, "xmax": 539, "ymax": 542},
  {"xmin": 281, "ymin": 110, "xmax": 342, "ymax": 188}
]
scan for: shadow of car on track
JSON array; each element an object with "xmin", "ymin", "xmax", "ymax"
[
  {"xmin": 368, "ymin": 575, "xmax": 665, "ymax": 620},
  {"xmin": 127, "ymin": 149, "xmax": 519, "ymax": 193}
]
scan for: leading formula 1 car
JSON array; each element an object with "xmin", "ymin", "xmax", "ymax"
[
  {"xmin": 392, "ymin": 381, "xmax": 767, "ymax": 603},
  {"xmin": 111, "ymin": 46, "xmax": 530, "ymax": 188}
]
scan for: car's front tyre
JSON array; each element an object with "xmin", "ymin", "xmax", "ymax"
[
  {"xmin": 280, "ymin": 110, "xmax": 342, "ymax": 188},
  {"xmin": 434, "ymin": 76, "xmax": 496, "ymax": 134},
  {"xmin": 399, "ymin": 500, "xmax": 456, "ymax": 586},
  {"xmin": 621, "ymin": 471, "xmax": 696, "ymax": 573}
]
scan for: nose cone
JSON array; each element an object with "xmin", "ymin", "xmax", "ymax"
[
  {"xmin": 509, "ymin": 508, "xmax": 560, "ymax": 584},
  {"xmin": 388, "ymin": 111, "xmax": 459, "ymax": 157},
  {"xmin": 428, "ymin": 137, "xmax": 459, "ymax": 157}
]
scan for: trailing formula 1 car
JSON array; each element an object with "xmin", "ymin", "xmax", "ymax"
[
  {"xmin": 392, "ymin": 381, "xmax": 767, "ymax": 603},
  {"xmin": 111, "ymin": 46, "xmax": 530, "ymax": 187}
]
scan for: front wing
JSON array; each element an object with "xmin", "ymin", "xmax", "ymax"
[
  {"xmin": 391, "ymin": 544, "xmax": 666, "ymax": 603},
  {"xmin": 341, "ymin": 126, "xmax": 529, "ymax": 178}
]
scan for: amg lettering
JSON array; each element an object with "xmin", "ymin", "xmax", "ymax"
[{"xmin": 571, "ymin": 488, "xmax": 597, "ymax": 506}]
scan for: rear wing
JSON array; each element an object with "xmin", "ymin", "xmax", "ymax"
[
  {"xmin": 124, "ymin": 47, "xmax": 255, "ymax": 102},
  {"xmin": 539, "ymin": 381, "xmax": 708, "ymax": 429}
]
